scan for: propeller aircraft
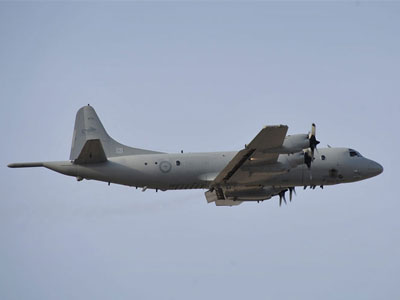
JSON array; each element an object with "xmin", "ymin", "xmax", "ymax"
[{"xmin": 8, "ymin": 105, "xmax": 383, "ymax": 206}]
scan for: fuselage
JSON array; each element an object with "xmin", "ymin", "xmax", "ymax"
[{"xmin": 43, "ymin": 147, "xmax": 383, "ymax": 191}]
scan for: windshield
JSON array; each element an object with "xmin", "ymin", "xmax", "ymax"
[{"xmin": 349, "ymin": 149, "xmax": 363, "ymax": 158}]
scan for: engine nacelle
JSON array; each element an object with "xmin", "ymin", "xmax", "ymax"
[
  {"xmin": 284, "ymin": 151, "xmax": 306, "ymax": 168},
  {"xmin": 280, "ymin": 134, "xmax": 309, "ymax": 153}
]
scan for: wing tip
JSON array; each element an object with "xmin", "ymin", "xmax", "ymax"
[{"xmin": 263, "ymin": 124, "xmax": 288, "ymax": 129}]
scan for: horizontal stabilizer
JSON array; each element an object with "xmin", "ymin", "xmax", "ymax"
[{"xmin": 74, "ymin": 139, "xmax": 107, "ymax": 164}]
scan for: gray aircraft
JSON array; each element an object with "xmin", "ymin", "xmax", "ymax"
[{"xmin": 8, "ymin": 105, "xmax": 383, "ymax": 206}]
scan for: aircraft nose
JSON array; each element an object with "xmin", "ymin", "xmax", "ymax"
[{"xmin": 367, "ymin": 160, "xmax": 383, "ymax": 177}]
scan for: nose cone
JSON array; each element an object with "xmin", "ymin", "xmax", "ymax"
[{"xmin": 367, "ymin": 160, "xmax": 383, "ymax": 177}]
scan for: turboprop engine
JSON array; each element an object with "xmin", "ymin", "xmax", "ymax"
[
  {"xmin": 284, "ymin": 152, "xmax": 305, "ymax": 168},
  {"xmin": 281, "ymin": 123, "xmax": 320, "ymax": 169},
  {"xmin": 222, "ymin": 124, "xmax": 321, "ymax": 178},
  {"xmin": 281, "ymin": 134, "xmax": 310, "ymax": 153},
  {"xmin": 280, "ymin": 124, "xmax": 320, "ymax": 154}
]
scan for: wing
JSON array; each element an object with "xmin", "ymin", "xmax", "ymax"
[{"xmin": 212, "ymin": 125, "xmax": 288, "ymax": 186}]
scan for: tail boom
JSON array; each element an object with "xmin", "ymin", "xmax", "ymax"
[{"xmin": 8, "ymin": 162, "xmax": 44, "ymax": 168}]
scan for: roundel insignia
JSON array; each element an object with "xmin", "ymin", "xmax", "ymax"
[{"xmin": 159, "ymin": 161, "xmax": 172, "ymax": 173}]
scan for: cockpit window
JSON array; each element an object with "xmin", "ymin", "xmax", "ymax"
[{"xmin": 349, "ymin": 149, "xmax": 362, "ymax": 157}]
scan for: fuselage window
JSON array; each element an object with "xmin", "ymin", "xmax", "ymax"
[
  {"xmin": 176, "ymin": 160, "xmax": 181, "ymax": 166},
  {"xmin": 321, "ymin": 155, "xmax": 326, "ymax": 160},
  {"xmin": 144, "ymin": 162, "xmax": 148, "ymax": 166}
]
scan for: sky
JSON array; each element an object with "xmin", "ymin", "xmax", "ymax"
[{"xmin": 0, "ymin": 2, "xmax": 399, "ymax": 300}]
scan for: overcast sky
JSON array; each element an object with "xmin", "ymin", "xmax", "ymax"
[{"xmin": 1, "ymin": 2, "xmax": 399, "ymax": 300}]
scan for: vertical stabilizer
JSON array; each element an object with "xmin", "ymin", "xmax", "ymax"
[{"xmin": 70, "ymin": 105, "xmax": 162, "ymax": 160}]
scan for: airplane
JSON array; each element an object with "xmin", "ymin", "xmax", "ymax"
[{"xmin": 8, "ymin": 105, "xmax": 383, "ymax": 206}]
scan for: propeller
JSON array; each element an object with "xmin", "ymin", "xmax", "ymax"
[
  {"xmin": 308, "ymin": 123, "xmax": 320, "ymax": 157},
  {"xmin": 278, "ymin": 188, "xmax": 297, "ymax": 206},
  {"xmin": 304, "ymin": 149, "xmax": 313, "ymax": 169},
  {"xmin": 278, "ymin": 189, "xmax": 288, "ymax": 206},
  {"xmin": 289, "ymin": 187, "xmax": 296, "ymax": 201},
  {"xmin": 303, "ymin": 124, "xmax": 320, "ymax": 169}
]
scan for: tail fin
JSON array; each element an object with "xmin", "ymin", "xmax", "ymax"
[{"xmin": 70, "ymin": 105, "xmax": 162, "ymax": 161}]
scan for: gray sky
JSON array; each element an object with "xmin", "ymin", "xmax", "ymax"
[{"xmin": 1, "ymin": 2, "xmax": 399, "ymax": 300}]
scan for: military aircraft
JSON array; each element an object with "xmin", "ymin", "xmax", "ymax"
[{"xmin": 8, "ymin": 105, "xmax": 383, "ymax": 206}]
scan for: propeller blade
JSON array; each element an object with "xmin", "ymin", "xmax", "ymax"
[
  {"xmin": 304, "ymin": 150, "xmax": 312, "ymax": 169},
  {"xmin": 289, "ymin": 187, "xmax": 296, "ymax": 201},
  {"xmin": 311, "ymin": 123, "xmax": 316, "ymax": 136},
  {"xmin": 279, "ymin": 190, "xmax": 288, "ymax": 206},
  {"xmin": 309, "ymin": 123, "xmax": 320, "ymax": 157}
]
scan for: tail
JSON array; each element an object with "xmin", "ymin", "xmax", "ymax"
[{"xmin": 70, "ymin": 105, "xmax": 162, "ymax": 161}]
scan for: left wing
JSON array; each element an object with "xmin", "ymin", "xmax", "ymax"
[{"xmin": 212, "ymin": 125, "xmax": 288, "ymax": 186}]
